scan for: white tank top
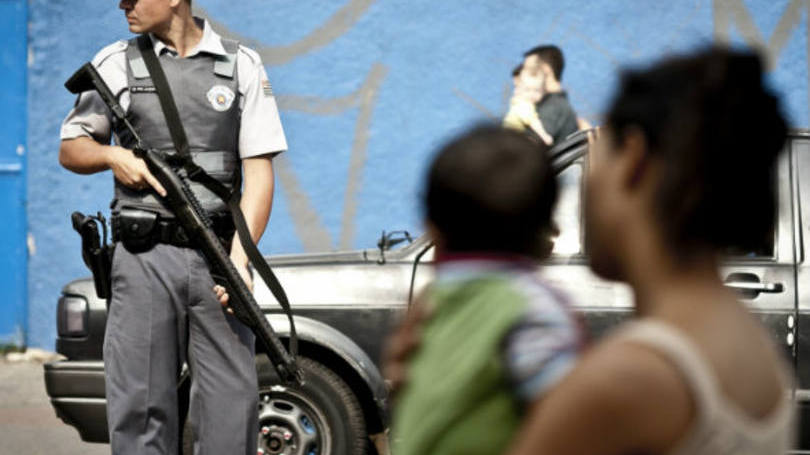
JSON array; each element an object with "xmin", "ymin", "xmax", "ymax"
[{"xmin": 615, "ymin": 320, "xmax": 795, "ymax": 455}]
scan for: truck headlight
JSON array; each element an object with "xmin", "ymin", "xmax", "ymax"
[{"xmin": 57, "ymin": 295, "xmax": 88, "ymax": 337}]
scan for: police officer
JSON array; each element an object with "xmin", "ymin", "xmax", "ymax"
[{"xmin": 59, "ymin": 0, "xmax": 287, "ymax": 453}]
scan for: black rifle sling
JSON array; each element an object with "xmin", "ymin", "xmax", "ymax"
[{"xmin": 136, "ymin": 35, "xmax": 298, "ymax": 357}]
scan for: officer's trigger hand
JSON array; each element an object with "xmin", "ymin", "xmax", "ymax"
[
  {"xmin": 142, "ymin": 170, "xmax": 167, "ymax": 198},
  {"xmin": 105, "ymin": 146, "xmax": 167, "ymax": 197}
]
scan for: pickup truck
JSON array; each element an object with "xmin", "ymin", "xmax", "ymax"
[{"xmin": 44, "ymin": 130, "xmax": 810, "ymax": 454}]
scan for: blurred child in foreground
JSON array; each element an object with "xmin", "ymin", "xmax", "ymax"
[
  {"xmin": 390, "ymin": 126, "xmax": 585, "ymax": 455},
  {"xmin": 505, "ymin": 47, "xmax": 794, "ymax": 455}
]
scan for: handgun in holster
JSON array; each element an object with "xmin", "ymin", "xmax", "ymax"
[{"xmin": 71, "ymin": 211, "xmax": 113, "ymax": 299}]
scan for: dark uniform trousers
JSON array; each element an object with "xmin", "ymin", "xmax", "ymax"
[{"xmin": 104, "ymin": 243, "xmax": 258, "ymax": 454}]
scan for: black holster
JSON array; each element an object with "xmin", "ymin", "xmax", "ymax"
[{"xmin": 71, "ymin": 212, "xmax": 113, "ymax": 299}]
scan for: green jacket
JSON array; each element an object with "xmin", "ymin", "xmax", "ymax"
[{"xmin": 393, "ymin": 276, "xmax": 530, "ymax": 455}]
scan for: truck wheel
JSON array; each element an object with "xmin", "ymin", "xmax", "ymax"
[{"xmin": 256, "ymin": 355, "xmax": 368, "ymax": 455}]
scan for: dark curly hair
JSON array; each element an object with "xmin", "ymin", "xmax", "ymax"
[
  {"xmin": 424, "ymin": 125, "xmax": 557, "ymax": 256},
  {"xmin": 606, "ymin": 47, "xmax": 787, "ymax": 255}
]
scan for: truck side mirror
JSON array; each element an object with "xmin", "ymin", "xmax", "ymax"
[{"xmin": 376, "ymin": 230, "xmax": 413, "ymax": 264}]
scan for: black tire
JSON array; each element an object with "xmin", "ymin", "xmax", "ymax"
[
  {"xmin": 256, "ymin": 355, "xmax": 368, "ymax": 455},
  {"xmin": 181, "ymin": 355, "xmax": 367, "ymax": 455}
]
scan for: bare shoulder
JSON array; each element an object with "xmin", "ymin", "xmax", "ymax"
[
  {"xmin": 509, "ymin": 337, "xmax": 694, "ymax": 455},
  {"xmin": 585, "ymin": 337, "xmax": 694, "ymax": 419},
  {"xmin": 601, "ymin": 337, "xmax": 697, "ymax": 449}
]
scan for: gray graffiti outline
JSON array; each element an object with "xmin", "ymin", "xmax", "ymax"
[
  {"xmin": 452, "ymin": 86, "xmax": 499, "ymax": 121},
  {"xmin": 197, "ymin": 0, "xmax": 376, "ymax": 67},
  {"xmin": 275, "ymin": 64, "xmax": 389, "ymax": 250},
  {"xmin": 661, "ymin": 0, "xmax": 705, "ymax": 54},
  {"xmin": 196, "ymin": 1, "xmax": 385, "ymax": 251},
  {"xmin": 714, "ymin": 0, "xmax": 808, "ymax": 124},
  {"xmin": 714, "ymin": 0, "xmax": 805, "ymax": 69},
  {"xmin": 272, "ymin": 156, "xmax": 333, "ymax": 252}
]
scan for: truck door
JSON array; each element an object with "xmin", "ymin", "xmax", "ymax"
[
  {"xmin": 720, "ymin": 143, "xmax": 798, "ymax": 364},
  {"xmin": 792, "ymin": 132, "xmax": 810, "ymax": 450}
]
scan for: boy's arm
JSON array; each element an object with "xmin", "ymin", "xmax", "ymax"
[
  {"xmin": 500, "ymin": 307, "xmax": 579, "ymax": 404},
  {"xmin": 383, "ymin": 288, "xmax": 434, "ymax": 399}
]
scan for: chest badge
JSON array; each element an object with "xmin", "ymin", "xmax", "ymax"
[{"xmin": 206, "ymin": 85, "xmax": 235, "ymax": 112}]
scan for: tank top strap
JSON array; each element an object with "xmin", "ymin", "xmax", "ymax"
[
  {"xmin": 613, "ymin": 320, "xmax": 721, "ymax": 418},
  {"xmin": 614, "ymin": 319, "xmax": 795, "ymax": 454}
]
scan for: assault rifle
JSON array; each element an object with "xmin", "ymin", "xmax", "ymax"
[{"xmin": 65, "ymin": 62, "xmax": 302, "ymax": 385}]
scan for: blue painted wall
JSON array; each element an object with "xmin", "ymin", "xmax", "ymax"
[
  {"xmin": 0, "ymin": 0, "xmax": 28, "ymax": 346},
  {"xmin": 25, "ymin": 0, "xmax": 810, "ymax": 349}
]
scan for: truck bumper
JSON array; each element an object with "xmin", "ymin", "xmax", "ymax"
[{"xmin": 43, "ymin": 360, "xmax": 109, "ymax": 443}]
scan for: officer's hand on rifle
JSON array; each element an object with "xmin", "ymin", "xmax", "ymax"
[
  {"xmin": 213, "ymin": 260, "xmax": 252, "ymax": 314},
  {"xmin": 106, "ymin": 145, "xmax": 167, "ymax": 196},
  {"xmin": 213, "ymin": 284, "xmax": 231, "ymax": 313}
]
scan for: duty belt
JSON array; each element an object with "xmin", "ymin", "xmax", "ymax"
[{"xmin": 112, "ymin": 209, "xmax": 235, "ymax": 250}]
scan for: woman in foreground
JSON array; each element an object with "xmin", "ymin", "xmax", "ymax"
[{"xmin": 506, "ymin": 47, "xmax": 793, "ymax": 454}]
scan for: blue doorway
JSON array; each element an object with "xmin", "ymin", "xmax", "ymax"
[{"xmin": 0, "ymin": 0, "xmax": 28, "ymax": 346}]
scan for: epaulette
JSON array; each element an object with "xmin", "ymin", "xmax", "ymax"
[
  {"xmin": 237, "ymin": 44, "xmax": 260, "ymax": 66},
  {"xmin": 91, "ymin": 40, "xmax": 128, "ymax": 68},
  {"xmin": 214, "ymin": 38, "xmax": 239, "ymax": 78}
]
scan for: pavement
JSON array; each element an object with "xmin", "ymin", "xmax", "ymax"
[{"xmin": 0, "ymin": 354, "xmax": 108, "ymax": 455}]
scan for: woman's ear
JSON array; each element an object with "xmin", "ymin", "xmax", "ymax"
[{"xmin": 615, "ymin": 126, "xmax": 650, "ymax": 191}]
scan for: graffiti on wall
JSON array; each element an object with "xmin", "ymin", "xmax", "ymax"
[
  {"xmin": 25, "ymin": 0, "xmax": 810, "ymax": 350},
  {"xmin": 193, "ymin": 0, "xmax": 810, "ymax": 253},
  {"xmin": 714, "ymin": 0, "xmax": 810, "ymax": 124},
  {"xmin": 198, "ymin": 0, "xmax": 386, "ymax": 251}
]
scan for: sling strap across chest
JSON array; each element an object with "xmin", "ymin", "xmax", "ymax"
[{"xmin": 136, "ymin": 34, "xmax": 298, "ymax": 358}]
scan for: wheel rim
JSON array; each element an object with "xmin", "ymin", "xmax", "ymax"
[{"xmin": 257, "ymin": 385, "xmax": 332, "ymax": 455}]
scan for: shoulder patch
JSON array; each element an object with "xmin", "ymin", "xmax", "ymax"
[
  {"xmin": 91, "ymin": 40, "xmax": 128, "ymax": 68},
  {"xmin": 261, "ymin": 79, "xmax": 273, "ymax": 97},
  {"xmin": 237, "ymin": 45, "xmax": 261, "ymax": 66}
]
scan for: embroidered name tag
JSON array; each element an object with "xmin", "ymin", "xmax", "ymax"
[{"xmin": 131, "ymin": 86, "xmax": 156, "ymax": 94}]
